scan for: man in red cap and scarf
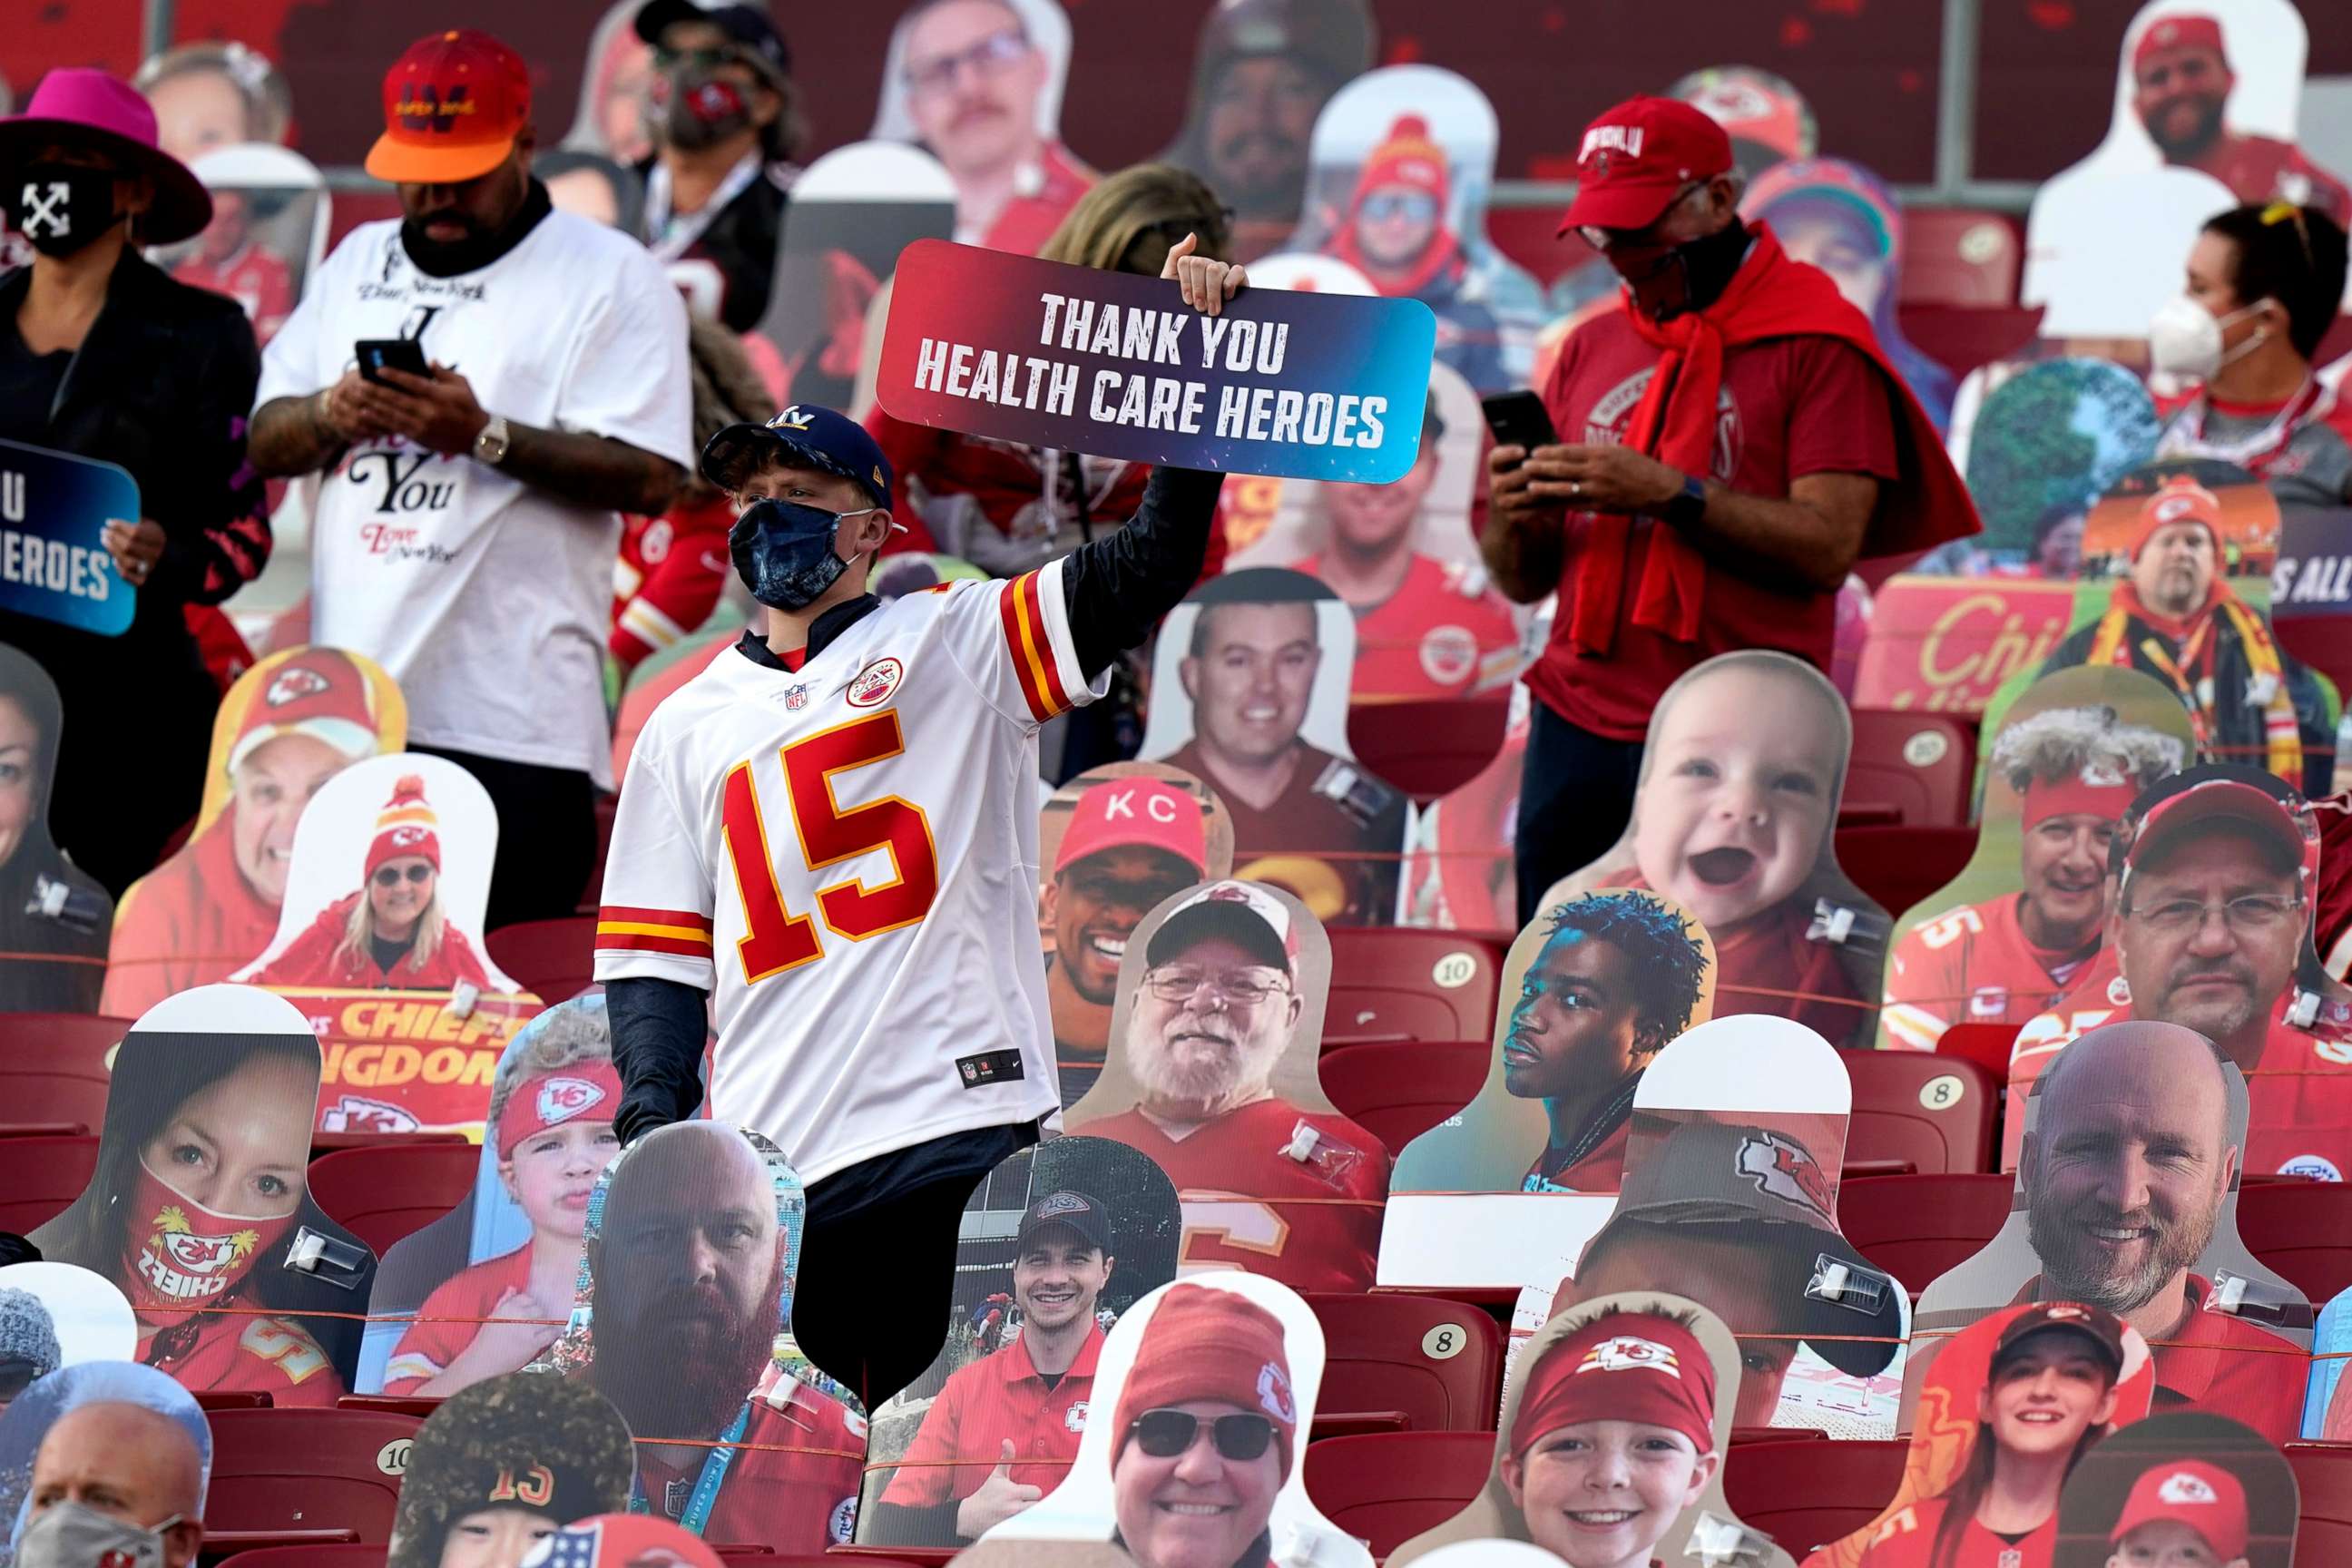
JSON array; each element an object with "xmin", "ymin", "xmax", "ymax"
[
  {"xmin": 2042, "ymin": 476, "xmax": 2318, "ymax": 786},
  {"xmin": 1328, "ymin": 114, "xmax": 1505, "ymax": 390},
  {"xmin": 2130, "ymin": 13, "xmax": 2349, "ymax": 224},
  {"xmin": 1480, "ymin": 94, "xmax": 1977, "ymax": 927}
]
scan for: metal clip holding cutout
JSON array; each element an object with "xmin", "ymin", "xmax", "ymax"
[
  {"xmin": 2288, "ymin": 987, "xmax": 2321, "ymax": 1029},
  {"xmin": 283, "ymin": 1227, "xmax": 371, "ymax": 1291},
  {"xmin": 1805, "ymin": 1251, "xmax": 1895, "ymax": 1317},
  {"xmin": 28, "ymin": 872, "xmax": 106, "ymax": 935},
  {"xmin": 447, "ymin": 978, "xmax": 480, "ymax": 1021},
  {"xmin": 1683, "ymin": 1511, "xmax": 1774, "ymax": 1565},
  {"xmin": 2209, "ymin": 1269, "xmax": 2302, "ymax": 1328}
]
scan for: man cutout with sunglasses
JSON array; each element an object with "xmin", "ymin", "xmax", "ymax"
[
  {"xmin": 1070, "ymin": 882, "xmax": 1387, "ymax": 1291},
  {"xmin": 2006, "ymin": 767, "xmax": 2352, "ymax": 1182},
  {"xmin": 867, "ymin": 1191, "xmax": 1118, "ymax": 1545}
]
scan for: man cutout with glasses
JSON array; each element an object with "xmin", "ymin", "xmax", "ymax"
[
  {"xmin": 2005, "ymin": 767, "xmax": 2352, "ymax": 1182},
  {"xmin": 1324, "ymin": 114, "xmax": 1505, "ymax": 391},
  {"xmin": 895, "ymin": 0, "xmax": 1093, "ymax": 253},
  {"xmin": 1071, "ymin": 882, "xmax": 1388, "ymax": 1290}
]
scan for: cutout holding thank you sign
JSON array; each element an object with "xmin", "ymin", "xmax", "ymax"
[
  {"xmin": 1380, "ymin": 889, "xmax": 1716, "ymax": 1292},
  {"xmin": 1388, "ymin": 1292, "xmax": 1793, "ymax": 1568},
  {"xmin": 0, "ymin": 439, "xmax": 135, "ymax": 637},
  {"xmin": 1540, "ymin": 651, "xmax": 1888, "ymax": 1047},
  {"xmin": 30, "ymin": 985, "xmax": 377, "ymax": 1405},
  {"xmin": 385, "ymin": 1371, "xmax": 635, "ymax": 1568},
  {"xmin": 1513, "ymin": 1017, "xmax": 1911, "ymax": 1438},
  {"xmin": 0, "ymin": 1360, "xmax": 212, "ymax": 1568},
  {"xmin": 1915, "ymin": 1021, "xmax": 2313, "ymax": 1447},
  {"xmin": 858, "ymin": 1137, "xmax": 1183, "ymax": 1550},
  {"xmin": 528, "ymin": 1121, "xmax": 867, "ymax": 1553},
  {"xmin": 1066, "ymin": 879, "xmax": 1390, "ymax": 1291},
  {"xmin": 233, "ymin": 751, "xmax": 543, "ymax": 1137},
  {"xmin": 876, "ymin": 239, "xmax": 1436, "ymax": 483},
  {"xmin": 965, "ymin": 1272, "xmax": 1371, "ymax": 1568},
  {"xmin": 2051, "ymin": 1410, "xmax": 2298, "ymax": 1568},
  {"xmin": 358, "ymin": 996, "xmax": 622, "ymax": 1396},
  {"xmin": 103, "ymin": 644, "xmax": 407, "ymax": 1020},
  {"xmin": 1877, "ymin": 665, "xmax": 2191, "ymax": 1051},
  {"xmin": 0, "ymin": 642, "xmax": 110, "ymax": 1014}
]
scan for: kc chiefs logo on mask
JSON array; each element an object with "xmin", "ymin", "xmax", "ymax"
[
  {"xmin": 266, "ymin": 667, "xmax": 330, "ymax": 706},
  {"xmin": 1734, "ymin": 1130, "xmax": 1836, "ymax": 1222},
  {"xmin": 535, "ymin": 1075, "xmax": 608, "ymax": 1124}
]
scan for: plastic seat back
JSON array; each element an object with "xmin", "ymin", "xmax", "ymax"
[
  {"xmin": 1348, "ymin": 695, "xmax": 1513, "ymax": 804},
  {"xmin": 1832, "ymin": 825, "xmax": 1979, "ymax": 926},
  {"xmin": 1324, "ymin": 929, "xmax": 1504, "ymax": 1047},
  {"xmin": 1837, "ymin": 1172, "xmax": 2014, "ymax": 1293},
  {"xmin": 1300, "ymin": 1431, "xmax": 1494, "ymax": 1558},
  {"xmin": 1721, "ymin": 1437, "xmax": 1909, "ymax": 1560},
  {"xmin": 1304, "ymin": 1293, "xmax": 1502, "ymax": 1435},
  {"xmin": 204, "ymin": 1406, "xmax": 422, "ymax": 1545},
  {"xmin": 1319, "ymin": 1041, "xmax": 1487, "ymax": 1154},
  {"xmin": 0, "ymin": 1013, "xmax": 126, "ymax": 1137},
  {"xmin": 1840, "ymin": 1051, "xmax": 1995, "ymax": 1175},
  {"xmin": 2289, "ymin": 1444, "xmax": 2352, "ymax": 1557},
  {"xmin": 0, "ymin": 1133, "xmax": 99, "ymax": 1233},
  {"xmin": 1844, "ymin": 711, "xmax": 1975, "ymax": 828},
  {"xmin": 306, "ymin": 1142, "xmax": 483, "ymax": 1255},
  {"xmin": 2239, "ymin": 1181, "xmax": 2352, "ymax": 1305},
  {"xmin": 484, "ymin": 915, "xmax": 596, "ymax": 1004},
  {"xmin": 1898, "ymin": 210, "xmax": 2021, "ymax": 309}
]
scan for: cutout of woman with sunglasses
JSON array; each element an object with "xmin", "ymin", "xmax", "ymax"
[{"xmin": 253, "ymin": 772, "xmax": 490, "ymax": 991}]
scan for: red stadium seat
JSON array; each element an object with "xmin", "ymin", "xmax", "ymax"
[
  {"xmin": 1933, "ymin": 1023, "xmax": 2019, "ymax": 1087},
  {"xmin": 1319, "ymin": 1040, "xmax": 1487, "ymax": 1153},
  {"xmin": 1348, "ymin": 695, "xmax": 1514, "ymax": 804},
  {"xmin": 484, "ymin": 915, "xmax": 596, "ymax": 1004},
  {"xmin": 306, "ymin": 1142, "xmax": 482, "ymax": 1255},
  {"xmin": 1720, "ymin": 1436, "xmax": 1908, "ymax": 1559},
  {"xmin": 1897, "ymin": 210, "xmax": 2022, "ymax": 309},
  {"xmin": 0, "ymin": 1134, "xmax": 98, "ymax": 1232},
  {"xmin": 1838, "ymin": 1173, "xmax": 2014, "ymax": 1295},
  {"xmin": 1840, "ymin": 1051, "xmax": 1996, "ymax": 1175},
  {"xmin": 1833, "ymin": 825, "xmax": 1979, "ymax": 926},
  {"xmin": 1844, "ymin": 711, "xmax": 1975, "ymax": 828},
  {"xmin": 0, "ymin": 1014, "xmax": 125, "ymax": 1138},
  {"xmin": 204, "ymin": 1406, "xmax": 421, "ymax": 1547},
  {"xmin": 2239, "ymin": 1182, "xmax": 2352, "ymax": 1306},
  {"xmin": 2288, "ymin": 1444, "xmax": 2352, "ymax": 1557},
  {"xmin": 1324, "ymin": 928, "xmax": 1504, "ymax": 1047},
  {"xmin": 1300, "ymin": 1431, "xmax": 1494, "ymax": 1558},
  {"xmin": 194, "ymin": 1390, "xmax": 273, "ymax": 1411},
  {"xmin": 1304, "ymin": 1293, "xmax": 1504, "ymax": 1436}
]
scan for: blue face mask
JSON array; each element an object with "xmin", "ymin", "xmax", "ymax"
[{"xmin": 728, "ymin": 498, "xmax": 879, "ymax": 611}]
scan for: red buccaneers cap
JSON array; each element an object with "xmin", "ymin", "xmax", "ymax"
[
  {"xmin": 1557, "ymin": 95, "xmax": 1734, "ymax": 236},
  {"xmin": 366, "ymin": 30, "xmax": 531, "ymax": 184}
]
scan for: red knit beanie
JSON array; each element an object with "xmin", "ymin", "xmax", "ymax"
[
  {"xmin": 2129, "ymin": 475, "xmax": 2223, "ymax": 562},
  {"xmin": 1350, "ymin": 115, "xmax": 1450, "ymax": 213},
  {"xmin": 364, "ymin": 773, "xmax": 443, "ymax": 881},
  {"xmin": 1113, "ymin": 1284, "xmax": 1298, "ymax": 1478}
]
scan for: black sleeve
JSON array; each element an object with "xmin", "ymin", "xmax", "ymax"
[
  {"xmin": 603, "ymin": 975, "xmax": 707, "ymax": 1143},
  {"xmin": 860, "ymin": 1499, "xmax": 965, "ymax": 1546},
  {"xmin": 1059, "ymin": 464, "xmax": 1227, "ymax": 679}
]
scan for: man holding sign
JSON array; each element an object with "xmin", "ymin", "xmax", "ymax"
[{"xmin": 598, "ymin": 235, "xmax": 1240, "ymax": 1406}]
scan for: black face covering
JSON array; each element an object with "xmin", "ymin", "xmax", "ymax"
[
  {"xmin": 9, "ymin": 164, "xmax": 119, "ymax": 258},
  {"xmin": 1625, "ymin": 218, "xmax": 1753, "ymax": 321}
]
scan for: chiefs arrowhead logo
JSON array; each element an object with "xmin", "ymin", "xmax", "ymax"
[
  {"xmin": 266, "ymin": 668, "xmax": 330, "ymax": 706},
  {"xmin": 535, "ymin": 1076, "xmax": 607, "ymax": 1123}
]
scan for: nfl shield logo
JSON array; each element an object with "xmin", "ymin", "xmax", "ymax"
[{"xmin": 787, "ymin": 683, "xmax": 810, "ymax": 710}]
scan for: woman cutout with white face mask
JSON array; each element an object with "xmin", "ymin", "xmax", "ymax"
[{"xmin": 2149, "ymin": 201, "xmax": 2352, "ymax": 511}]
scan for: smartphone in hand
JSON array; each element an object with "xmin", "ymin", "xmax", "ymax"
[
  {"xmin": 1479, "ymin": 390, "xmax": 1558, "ymax": 462},
  {"xmin": 356, "ymin": 338, "xmax": 429, "ymax": 387}
]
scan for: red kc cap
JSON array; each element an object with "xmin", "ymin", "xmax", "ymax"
[
  {"xmin": 366, "ymin": 29, "xmax": 531, "ymax": 185},
  {"xmin": 2134, "ymin": 14, "xmax": 2228, "ymax": 73},
  {"xmin": 1054, "ymin": 777, "xmax": 1209, "ymax": 877},
  {"xmin": 1557, "ymin": 94, "xmax": 1734, "ymax": 236},
  {"xmin": 2109, "ymin": 1459, "xmax": 2249, "ymax": 1560}
]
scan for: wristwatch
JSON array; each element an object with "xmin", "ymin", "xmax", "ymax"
[
  {"xmin": 474, "ymin": 412, "xmax": 512, "ymax": 466},
  {"xmin": 1662, "ymin": 473, "xmax": 1708, "ymax": 532}
]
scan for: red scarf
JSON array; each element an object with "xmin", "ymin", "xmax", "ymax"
[{"xmin": 1568, "ymin": 223, "xmax": 1980, "ymax": 654}]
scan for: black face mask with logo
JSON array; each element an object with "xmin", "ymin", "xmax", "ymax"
[
  {"xmin": 9, "ymin": 164, "xmax": 120, "ymax": 258},
  {"xmin": 1624, "ymin": 218, "xmax": 1753, "ymax": 321}
]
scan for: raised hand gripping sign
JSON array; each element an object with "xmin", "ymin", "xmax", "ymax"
[
  {"xmin": 876, "ymin": 239, "xmax": 1436, "ymax": 483},
  {"xmin": 0, "ymin": 438, "xmax": 135, "ymax": 636}
]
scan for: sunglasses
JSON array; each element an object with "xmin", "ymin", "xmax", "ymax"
[
  {"xmin": 1129, "ymin": 1408, "xmax": 1277, "ymax": 1462},
  {"xmin": 373, "ymin": 864, "xmax": 433, "ymax": 887},
  {"xmin": 1361, "ymin": 190, "xmax": 1437, "ymax": 225}
]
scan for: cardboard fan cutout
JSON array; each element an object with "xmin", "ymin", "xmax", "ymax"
[
  {"xmin": 1540, "ymin": 651, "xmax": 1888, "ymax": 1048},
  {"xmin": 385, "ymin": 1371, "xmax": 635, "ymax": 1568},
  {"xmin": 1389, "ymin": 1291, "xmax": 1793, "ymax": 1568},
  {"xmin": 2303, "ymin": 1279, "xmax": 2352, "ymax": 1438},
  {"xmin": 1877, "ymin": 665, "xmax": 2192, "ymax": 1051},
  {"xmin": 858, "ymin": 1137, "xmax": 1184, "ymax": 1549},
  {"xmin": 1808, "ymin": 1302, "xmax": 2157, "ymax": 1568},
  {"xmin": 869, "ymin": 0, "xmax": 1093, "ymax": 255},
  {"xmin": 1065, "ymin": 879, "xmax": 1391, "ymax": 1291},
  {"xmin": 28, "ymin": 985, "xmax": 377, "ymax": 1405},
  {"xmin": 0, "ymin": 1264, "xmax": 136, "ymax": 1382},
  {"xmin": 1915, "ymin": 1021, "xmax": 2313, "ymax": 1448},
  {"xmin": 525, "ymin": 1121, "xmax": 867, "ymax": 1553},
  {"xmin": 233, "ymin": 751, "xmax": 543, "ymax": 1137},
  {"xmin": 159, "ymin": 142, "xmax": 328, "ymax": 349},
  {"xmin": 1042, "ymin": 763, "xmax": 1236, "ymax": 1110},
  {"xmin": 967, "ymin": 1272, "xmax": 1372, "ymax": 1568},
  {"xmin": 1381, "ymin": 888, "xmax": 1717, "ymax": 1292},
  {"xmin": 0, "ymin": 1361, "xmax": 211, "ymax": 1568},
  {"xmin": 2050, "ymin": 1411, "xmax": 2298, "ymax": 1568},
  {"xmin": 103, "ymin": 644, "xmax": 407, "ymax": 1021},
  {"xmin": 1511, "ymin": 1017, "xmax": 1912, "ymax": 1438},
  {"xmin": 1139, "ymin": 568, "xmax": 1410, "ymax": 926},
  {"xmin": 358, "ymin": 995, "xmax": 623, "ymax": 1396},
  {"xmin": 2002, "ymin": 764, "xmax": 2352, "ymax": 1182},
  {"xmin": 524, "ymin": 1514, "xmax": 728, "ymax": 1568},
  {"xmin": 1285, "ymin": 64, "xmax": 1544, "ymax": 393},
  {"xmin": 0, "ymin": 643, "xmax": 109, "ymax": 1014},
  {"xmin": 1668, "ymin": 65, "xmax": 1818, "ymax": 175},
  {"xmin": 1156, "ymin": 0, "xmax": 1377, "ymax": 264}
]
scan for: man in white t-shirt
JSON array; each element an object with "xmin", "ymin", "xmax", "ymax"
[{"xmin": 247, "ymin": 28, "xmax": 692, "ymax": 926}]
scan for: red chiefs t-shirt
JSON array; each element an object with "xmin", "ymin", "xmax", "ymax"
[
  {"xmin": 1293, "ymin": 552, "xmax": 1521, "ymax": 703},
  {"xmin": 2188, "ymin": 133, "xmax": 2352, "ymax": 225},
  {"xmin": 140, "ymin": 1311, "xmax": 345, "ymax": 1406},
  {"xmin": 1855, "ymin": 1494, "xmax": 2052, "ymax": 1568},
  {"xmin": 636, "ymin": 1377, "xmax": 868, "ymax": 1551},
  {"xmin": 1881, "ymin": 894, "xmax": 2102, "ymax": 1052},
  {"xmin": 380, "ymin": 1247, "xmax": 533, "ymax": 1395},
  {"xmin": 1528, "ymin": 318, "xmax": 1900, "ymax": 740},
  {"xmin": 1070, "ymin": 1097, "xmax": 1388, "ymax": 1290},
  {"xmin": 876, "ymin": 1325, "xmax": 1102, "ymax": 1510}
]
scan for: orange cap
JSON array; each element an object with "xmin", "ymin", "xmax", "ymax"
[{"xmin": 366, "ymin": 30, "xmax": 530, "ymax": 185}]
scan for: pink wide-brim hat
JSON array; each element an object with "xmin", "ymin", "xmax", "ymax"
[{"xmin": 0, "ymin": 68, "xmax": 211, "ymax": 244}]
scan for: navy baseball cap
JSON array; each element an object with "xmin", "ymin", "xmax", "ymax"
[
  {"xmin": 701, "ymin": 404, "xmax": 894, "ymax": 511},
  {"xmin": 633, "ymin": 0, "xmax": 791, "ymax": 79}
]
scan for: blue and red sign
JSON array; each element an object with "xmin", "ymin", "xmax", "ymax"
[
  {"xmin": 0, "ymin": 437, "xmax": 136, "ymax": 636},
  {"xmin": 876, "ymin": 239, "xmax": 1436, "ymax": 484}
]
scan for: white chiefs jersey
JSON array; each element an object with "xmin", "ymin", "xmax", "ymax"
[{"xmin": 594, "ymin": 560, "xmax": 1100, "ymax": 1181}]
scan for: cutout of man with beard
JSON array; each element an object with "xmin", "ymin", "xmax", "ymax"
[
  {"xmin": 579, "ymin": 1122, "xmax": 867, "ymax": 1550},
  {"xmin": 2128, "ymin": 13, "xmax": 2349, "ymax": 224},
  {"xmin": 2014, "ymin": 1020, "xmax": 2305, "ymax": 1442},
  {"xmin": 1070, "ymin": 882, "xmax": 1387, "ymax": 1290}
]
